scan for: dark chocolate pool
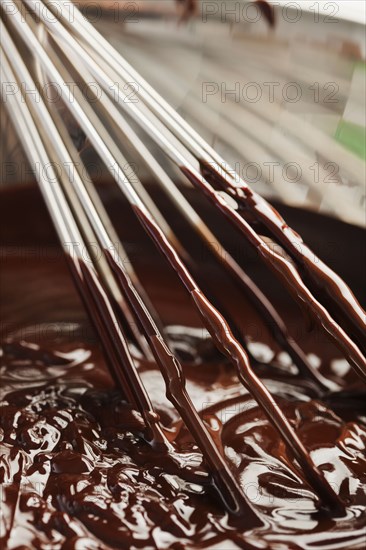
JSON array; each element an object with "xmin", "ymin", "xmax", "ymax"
[{"xmin": 1, "ymin": 184, "xmax": 365, "ymax": 549}]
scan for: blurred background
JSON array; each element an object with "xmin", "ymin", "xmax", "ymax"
[{"xmin": 1, "ymin": 0, "xmax": 365, "ymax": 226}]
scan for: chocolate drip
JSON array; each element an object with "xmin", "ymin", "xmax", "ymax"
[
  {"xmin": 191, "ymin": 289, "xmax": 344, "ymax": 513},
  {"xmin": 182, "ymin": 166, "xmax": 366, "ymax": 383},
  {"xmin": 2, "ymin": 187, "xmax": 365, "ymax": 549},
  {"xmin": 255, "ymin": 0, "xmax": 276, "ymax": 27},
  {"xmin": 104, "ymin": 248, "xmax": 252, "ymax": 516},
  {"xmin": 75, "ymin": 258, "xmax": 168, "ymax": 449},
  {"xmin": 190, "ymin": 230, "xmax": 330, "ymax": 389},
  {"xmin": 200, "ymin": 162, "xmax": 366, "ymax": 351},
  {"xmin": 125, "ymin": 203, "xmax": 344, "ymax": 511}
]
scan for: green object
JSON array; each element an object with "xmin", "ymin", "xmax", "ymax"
[{"xmin": 335, "ymin": 119, "xmax": 366, "ymax": 160}]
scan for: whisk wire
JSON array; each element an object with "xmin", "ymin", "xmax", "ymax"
[
  {"xmin": 2, "ymin": 0, "xmax": 365, "ymax": 516},
  {"xmin": 46, "ymin": 0, "xmax": 365, "ymax": 339},
  {"xmin": 1, "ymin": 7, "xmax": 252, "ymax": 517},
  {"xmin": 26, "ymin": 0, "xmax": 366, "ymax": 379}
]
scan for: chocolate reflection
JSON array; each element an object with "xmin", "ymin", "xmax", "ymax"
[{"xmin": 1, "ymin": 185, "xmax": 365, "ymax": 549}]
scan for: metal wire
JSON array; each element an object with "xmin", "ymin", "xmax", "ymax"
[{"xmin": 2, "ymin": 0, "xmax": 365, "ymax": 516}]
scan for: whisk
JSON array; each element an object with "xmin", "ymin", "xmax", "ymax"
[{"xmin": 1, "ymin": 0, "xmax": 365, "ymax": 520}]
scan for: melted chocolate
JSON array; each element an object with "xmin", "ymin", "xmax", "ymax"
[
  {"xmin": 1, "ymin": 184, "xmax": 365, "ymax": 549},
  {"xmin": 182, "ymin": 164, "xmax": 366, "ymax": 381}
]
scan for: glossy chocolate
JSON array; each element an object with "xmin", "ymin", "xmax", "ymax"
[{"xmin": 1, "ymin": 185, "xmax": 365, "ymax": 549}]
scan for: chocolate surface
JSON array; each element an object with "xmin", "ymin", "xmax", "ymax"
[{"xmin": 1, "ymin": 184, "xmax": 365, "ymax": 549}]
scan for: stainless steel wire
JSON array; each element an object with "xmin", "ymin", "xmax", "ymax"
[{"xmin": 2, "ymin": 0, "xmax": 365, "ymax": 516}]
